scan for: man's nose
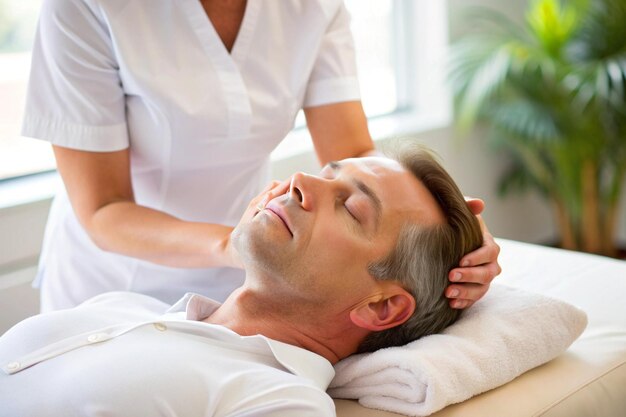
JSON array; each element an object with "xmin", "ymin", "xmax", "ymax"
[{"xmin": 289, "ymin": 172, "xmax": 320, "ymax": 211}]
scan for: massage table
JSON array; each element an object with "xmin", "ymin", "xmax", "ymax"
[{"xmin": 334, "ymin": 238, "xmax": 626, "ymax": 417}]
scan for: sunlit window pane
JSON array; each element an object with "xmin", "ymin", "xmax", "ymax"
[
  {"xmin": 293, "ymin": 0, "xmax": 400, "ymax": 129},
  {"xmin": 345, "ymin": 0, "xmax": 397, "ymax": 117},
  {"xmin": 0, "ymin": 0, "xmax": 52, "ymax": 181}
]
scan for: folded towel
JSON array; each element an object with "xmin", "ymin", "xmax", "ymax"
[{"xmin": 328, "ymin": 284, "xmax": 587, "ymax": 416}]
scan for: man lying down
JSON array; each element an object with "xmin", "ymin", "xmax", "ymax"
[{"xmin": 0, "ymin": 146, "xmax": 482, "ymax": 417}]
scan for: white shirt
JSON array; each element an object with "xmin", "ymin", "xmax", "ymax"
[
  {"xmin": 0, "ymin": 292, "xmax": 337, "ymax": 417},
  {"xmin": 22, "ymin": 0, "xmax": 360, "ymax": 311}
]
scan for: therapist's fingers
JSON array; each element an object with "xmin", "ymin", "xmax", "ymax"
[
  {"xmin": 260, "ymin": 179, "xmax": 290, "ymax": 206},
  {"xmin": 465, "ymin": 197, "xmax": 485, "ymax": 216},
  {"xmin": 253, "ymin": 181, "xmax": 280, "ymax": 206},
  {"xmin": 456, "ymin": 231, "xmax": 501, "ymax": 272},
  {"xmin": 451, "ymin": 261, "xmax": 500, "ymax": 286},
  {"xmin": 248, "ymin": 179, "xmax": 290, "ymax": 218},
  {"xmin": 446, "ymin": 230, "xmax": 501, "ymax": 309},
  {"xmin": 260, "ymin": 180, "xmax": 282, "ymax": 194},
  {"xmin": 245, "ymin": 181, "xmax": 279, "ymax": 216},
  {"xmin": 455, "ymin": 242, "xmax": 501, "ymax": 274},
  {"xmin": 260, "ymin": 179, "xmax": 286, "ymax": 197},
  {"xmin": 445, "ymin": 283, "xmax": 488, "ymax": 309}
]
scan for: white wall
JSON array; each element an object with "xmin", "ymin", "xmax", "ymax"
[{"xmin": 0, "ymin": 199, "xmax": 48, "ymax": 333}]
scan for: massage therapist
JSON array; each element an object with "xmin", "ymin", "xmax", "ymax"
[{"xmin": 22, "ymin": 0, "xmax": 501, "ymax": 312}]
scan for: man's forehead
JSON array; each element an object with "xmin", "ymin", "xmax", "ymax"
[
  {"xmin": 322, "ymin": 157, "xmax": 415, "ymax": 203},
  {"xmin": 332, "ymin": 156, "xmax": 405, "ymax": 173},
  {"xmin": 324, "ymin": 157, "xmax": 444, "ymax": 226}
]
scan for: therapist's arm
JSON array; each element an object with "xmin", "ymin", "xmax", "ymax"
[
  {"xmin": 305, "ymin": 101, "xmax": 501, "ymax": 308},
  {"xmin": 304, "ymin": 101, "xmax": 377, "ymax": 165},
  {"xmin": 52, "ymin": 145, "xmax": 242, "ymax": 269}
]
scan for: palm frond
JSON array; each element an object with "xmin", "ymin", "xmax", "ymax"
[
  {"xmin": 525, "ymin": 0, "xmax": 580, "ymax": 59},
  {"xmin": 484, "ymin": 99, "xmax": 562, "ymax": 145},
  {"xmin": 453, "ymin": 44, "xmax": 514, "ymax": 129},
  {"xmin": 486, "ymin": 127, "xmax": 557, "ymax": 196},
  {"xmin": 568, "ymin": 0, "xmax": 626, "ymax": 106},
  {"xmin": 496, "ymin": 157, "xmax": 548, "ymax": 197},
  {"xmin": 569, "ymin": 0, "xmax": 626, "ymax": 61},
  {"xmin": 459, "ymin": 6, "xmax": 529, "ymax": 40}
]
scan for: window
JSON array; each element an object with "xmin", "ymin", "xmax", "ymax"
[
  {"xmin": 345, "ymin": 0, "xmax": 449, "ymax": 124},
  {"xmin": 346, "ymin": 0, "xmax": 407, "ymax": 117},
  {"xmin": 273, "ymin": 0, "xmax": 450, "ymax": 160},
  {"xmin": 0, "ymin": 0, "xmax": 50, "ymax": 181},
  {"xmin": 288, "ymin": 0, "xmax": 413, "ymax": 131},
  {"xmin": 0, "ymin": 0, "xmax": 448, "ymax": 180}
]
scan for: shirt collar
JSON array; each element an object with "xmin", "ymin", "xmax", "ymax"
[
  {"xmin": 165, "ymin": 292, "xmax": 221, "ymax": 320},
  {"xmin": 166, "ymin": 292, "xmax": 336, "ymax": 389},
  {"xmin": 264, "ymin": 337, "xmax": 336, "ymax": 389}
]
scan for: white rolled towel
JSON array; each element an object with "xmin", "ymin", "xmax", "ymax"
[{"xmin": 328, "ymin": 284, "xmax": 587, "ymax": 416}]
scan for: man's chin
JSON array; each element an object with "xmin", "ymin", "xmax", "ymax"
[{"xmin": 233, "ymin": 226, "xmax": 291, "ymax": 274}]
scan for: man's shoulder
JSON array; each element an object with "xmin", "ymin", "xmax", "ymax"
[
  {"xmin": 75, "ymin": 291, "xmax": 170, "ymax": 318},
  {"xmin": 223, "ymin": 373, "xmax": 336, "ymax": 416},
  {"xmin": 79, "ymin": 291, "xmax": 168, "ymax": 310}
]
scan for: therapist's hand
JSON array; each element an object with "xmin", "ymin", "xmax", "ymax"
[
  {"xmin": 445, "ymin": 198, "xmax": 501, "ymax": 309},
  {"xmin": 226, "ymin": 179, "xmax": 291, "ymax": 269}
]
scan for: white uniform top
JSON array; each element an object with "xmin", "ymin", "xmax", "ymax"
[
  {"xmin": 0, "ymin": 292, "xmax": 337, "ymax": 417},
  {"xmin": 22, "ymin": 0, "xmax": 360, "ymax": 311}
]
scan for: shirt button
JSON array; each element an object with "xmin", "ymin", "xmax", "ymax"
[
  {"xmin": 153, "ymin": 323, "xmax": 167, "ymax": 332},
  {"xmin": 87, "ymin": 334, "xmax": 101, "ymax": 343},
  {"xmin": 7, "ymin": 361, "xmax": 20, "ymax": 371}
]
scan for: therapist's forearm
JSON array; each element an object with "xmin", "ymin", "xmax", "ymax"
[
  {"xmin": 305, "ymin": 101, "xmax": 375, "ymax": 165},
  {"xmin": 89, "ymin": 201, "xmax": 238, "ymax": 269},
  {"xmin": 357, "ymin": 149, "xmax": 383, "ymax": 157}
]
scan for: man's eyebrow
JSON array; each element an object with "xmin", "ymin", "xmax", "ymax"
[
  {"xmin": 328, "ymin": 161, "xmax": 382, "ymax": 229},
  {"xmin": 327, "ymin": 161, "xmax": 341, "ymax": 171},
  {"xmin": 354, "ymin": 178, "xmax": 382, "ymax": 229}
]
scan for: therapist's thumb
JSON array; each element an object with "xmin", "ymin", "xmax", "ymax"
[{"xmin": 465, "ymin": 198, "xmax": 485, "ymax": 216}]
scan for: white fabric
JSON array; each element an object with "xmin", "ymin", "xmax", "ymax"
[
  {"xmin": 22, "ymin": 0, "xmax": 360, "ymax": 311},
  {"xmin": 328, "ymin": 284, "xmax": 588, "ymax": 417},
  {"xmin": 0, "ymin": 292, "xmax": 336, "ymax": 417}
]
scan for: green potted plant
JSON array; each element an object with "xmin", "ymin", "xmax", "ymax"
[{"xmin": 450, "ymin": 0, "xmax": 626, "ymax": 257}]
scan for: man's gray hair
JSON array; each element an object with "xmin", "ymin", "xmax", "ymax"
[{"xmin": 357, "ymin": 143, "xmax": 483, "ymax": 353}]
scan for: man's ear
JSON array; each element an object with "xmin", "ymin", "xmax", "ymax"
[{"xmin": 349, "ymin": 285, "xmax": 416, "ymax": 331}]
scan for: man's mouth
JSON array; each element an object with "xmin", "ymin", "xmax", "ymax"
[{"xmin": 265, "ymin": 203, "xmax": 293, "ymax": 237}]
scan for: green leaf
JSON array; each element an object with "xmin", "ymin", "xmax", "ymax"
[
  {"xmin": 526, "ymin": 0, "xmax": 579, "ymax": 58},
  {"xmin": 486, "ymin": 100, "xmax": 562, "ymax": 145},
  {"xmin": 456, "ymin": 45, "xmax": 513, "ymax": 129}
]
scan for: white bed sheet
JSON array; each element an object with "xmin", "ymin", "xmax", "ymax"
[{"xmin": 335, "ymin": 239, "xmax": 626, "ymax": 417}]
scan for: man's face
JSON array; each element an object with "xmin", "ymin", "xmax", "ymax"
[{"xmin": 232, "ymin": 157, "xmax": 444, "ymax": 311}]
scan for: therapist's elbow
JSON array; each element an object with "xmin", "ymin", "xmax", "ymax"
[{"xmin": 81, "ymin": 201, "xmax": 131, "ymax": 253}]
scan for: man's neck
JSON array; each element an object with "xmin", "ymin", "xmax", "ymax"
[{"xmin": 203, "ymin": 286, "xmax": 365, "ymax": 364}]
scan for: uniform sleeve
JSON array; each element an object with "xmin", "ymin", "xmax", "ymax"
[
  {"xmin": 302, "ymin": 2, "xmax": 361, "ymax": 108},
  {"xmin": 21, "ymin": 0, "xmax": 129, "ymax": 152}
]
